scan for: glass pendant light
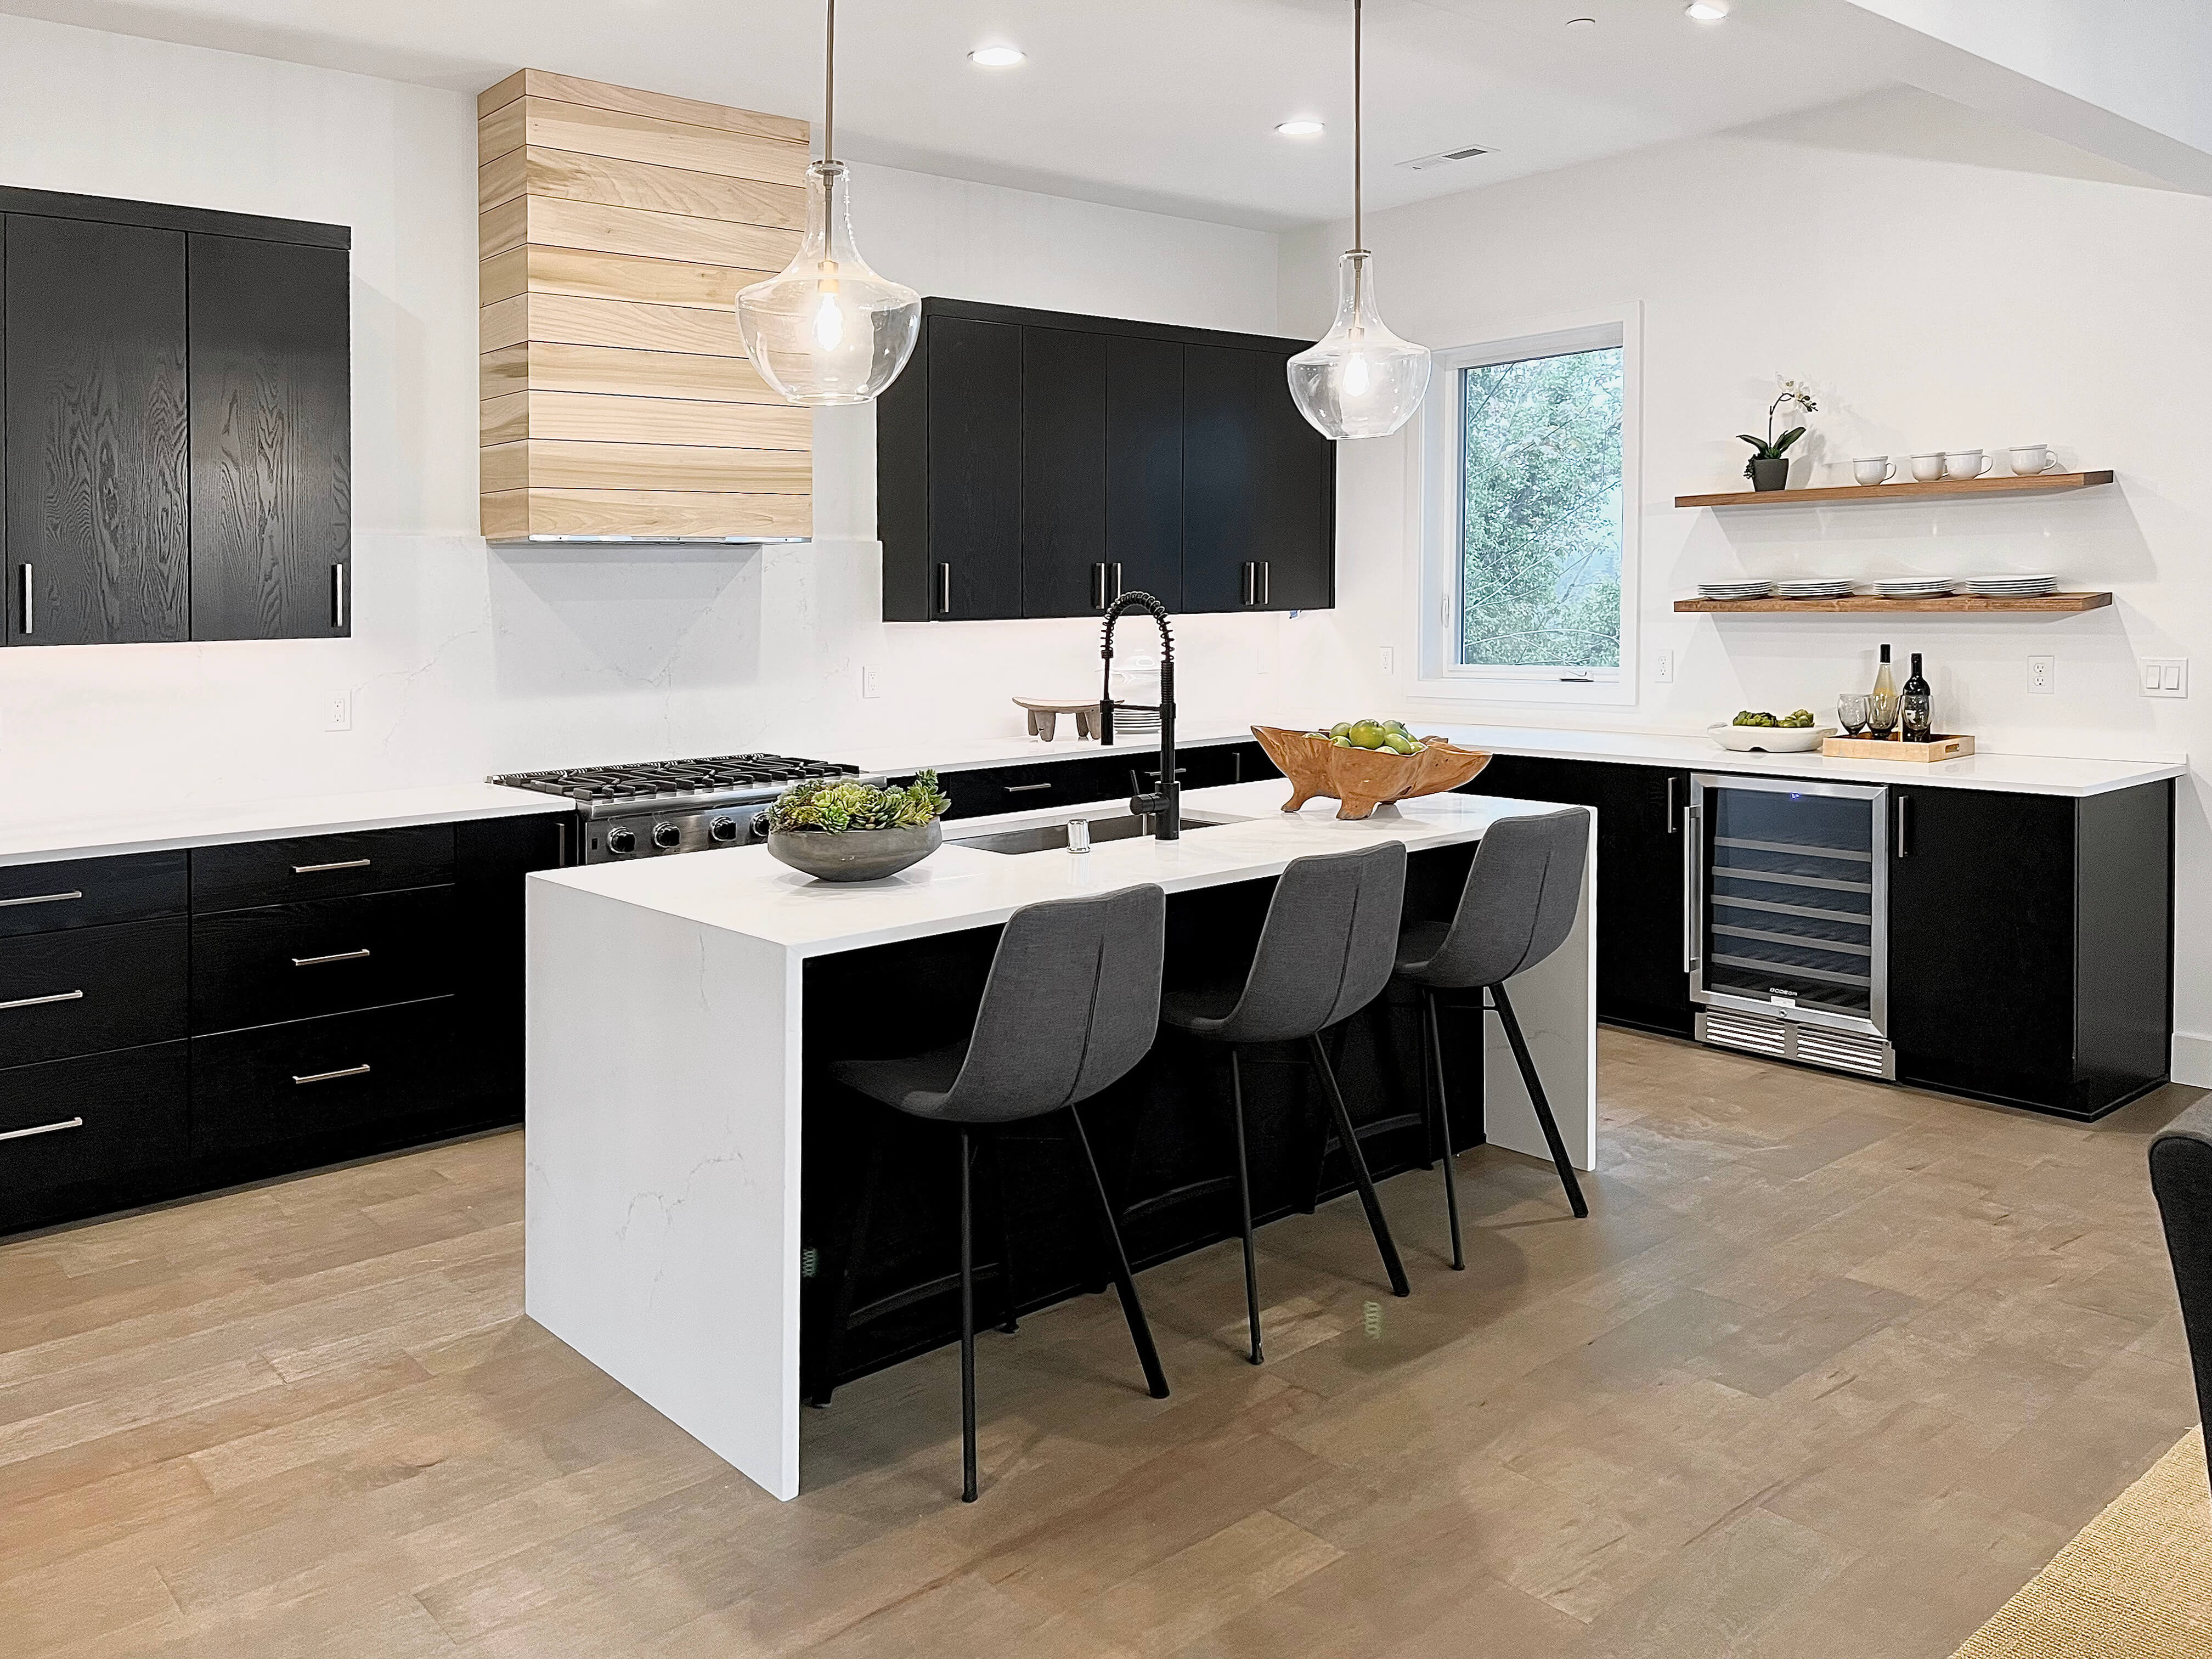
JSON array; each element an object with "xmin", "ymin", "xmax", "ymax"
[
  {"xmin": 735, "ymin": 0, "xmax": 920, "ymax": 405},
  {"xmin": 1287, "ymin": 0, "xmax": 1431, "ymax": 439}
]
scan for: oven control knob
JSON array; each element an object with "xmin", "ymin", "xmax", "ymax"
[
  {"xmin": 708, "ymin": 815, "xmax": 741, "ymax": 844},
  {"xmin": 652, "ymin": 822, "xmax": 683, "ymax": 850},
  {"xmin": 605, "ymin": 827, "xmax": 636, "ymax": 855}
]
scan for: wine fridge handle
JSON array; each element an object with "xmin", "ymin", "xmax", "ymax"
[{"xmin": 1681, "ymin": 798, "xmax": 1702, "ymax": 974}]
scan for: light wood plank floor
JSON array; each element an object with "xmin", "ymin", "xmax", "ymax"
[{"xmin": 2, "ymin": 1029, "xmax": 2200, "ymax": 1657}]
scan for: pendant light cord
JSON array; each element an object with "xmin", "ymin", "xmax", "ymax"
[
  {"xmin": 1351, "ymin": 0, "xmax": 1363, "ymax": 255},
  {"xmin": 822, "ymin": 0, "xmax": 837, "ymax": 162}
]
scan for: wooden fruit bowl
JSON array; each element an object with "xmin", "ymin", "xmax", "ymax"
[{"xmin": 1250, "ymin": 725, "xmax": 1493, "ymax": 821}]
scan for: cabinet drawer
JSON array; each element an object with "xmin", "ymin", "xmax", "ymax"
[
  {"xmin": 0, "ymin": 851, "xmax": 188, "ymax": 938},
  {"xmin": 190, "ymin": 998, "xmax": 459, "ymax": 1155},
  {"xmin": 191, "ymin": 823, "xmax": 455, "ymax": 912},
  {"xmin": 0, "ymin": 918, "xmax": 188, "ymax": 1067},
  {"xmin": 191, "ymin": 887, "xmax": 459, "ymax": 1033},
  {"xmin": 0, "ymin": 1042, "xmax": 190, "ymax": 1204}
]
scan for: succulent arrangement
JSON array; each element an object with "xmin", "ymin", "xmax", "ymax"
[
  {"xmin": 764, "ymin": 770, "xmax": 950, "ymax": 833},
  {"xmin": 1732, "ymin": 709, "xmax": 1815, "ymax": 729},
  {"xmin": 1300, "ymin": 718, "xmax": 1442, "ymax": 758}
]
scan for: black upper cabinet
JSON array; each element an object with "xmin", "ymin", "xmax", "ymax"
[
  {"xmin": 5, "ymin": 213, "xmax": 190, "ymax": 646},
  {"xmin": 0, "ymin": 188, "xmax": 349, "ymax": 650},
  {"xmin": 189, "ymin": 234, "xmax": 351, "ymax": 640},
  {"xmin": 879, "ymin": 298, "xmax": 1331, "ymax": 621}
]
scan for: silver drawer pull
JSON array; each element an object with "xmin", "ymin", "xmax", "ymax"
[
  {"xmin": 0, "ymin": 1116, "xmax": 84, "ymax": 1143},
  {"xmin": 1003, "ymin": 782, "xmax": 1054, "ymax": 794},
  {"xmin": 0, "ymin": 989, "xmax": 84, "ymax": 1012},
  {"xmin": 0, "ymin": 889, "xmax": 83, "ymax": 909},
  {"xmin": 292, "ymin": 948, "xmax": 372, "ymax": 968},
  {"xmin": 294, "ymin": 1063, "xmax": 372, "ymax": 1085},
  {"xmin": 293, "ymin": 858, "xmax": 372, "ymax": 874}
]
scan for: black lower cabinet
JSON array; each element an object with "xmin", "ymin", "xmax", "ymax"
[
  {"xmin": 1459, "ymin": 755, "xmax": 1694, "ymax": 1037},
  {"xmin": 1889, "ymin": 781, "xmax": 2172, "ymax": 1118},
  {"xmin": 0, "ymin": 1043, "xmax": 190, "ymax": 1233},
  {"xmin": 191, "ymin": 997, "xmax": 459, "ymax": 1157}
]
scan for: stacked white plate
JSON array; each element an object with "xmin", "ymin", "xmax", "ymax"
[
  {"xmin": 1871, "ymin": 577, "xmax": 1956, "ymax": 598},
  {"xmin": 1774, "ymin": 578, "xmax": 1856, "ymax": 599},
  {"xmin": 1963, "ymin": 573, "xmax": 2059, "ymax": 597},
  {"xmin": 1698, "ymin": 580, "xmax": 1774, "ymax": 600}
]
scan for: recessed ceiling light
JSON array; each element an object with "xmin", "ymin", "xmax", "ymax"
[
  {"xmin": 969, "ymin": 44, "xmax": 1025, "ymax": 67},
  {"xmin": 1276, "ymin": 118, "xmax": 1326, "ymax": 137},
  {"xmin": 1685, "ymin": 1, "xmax": 1729, "ymax": 18}
]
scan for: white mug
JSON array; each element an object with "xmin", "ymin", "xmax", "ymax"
[
  {"xmin": 1909, "ymin": 453, "xmax": 1945, "ymax": 483},
  {"xmin": 1943, "ymin": 448, "xmax": 1994, "ymax": 479},
  {"xmin": 1852, "ymin": 456, "xmax": 1895, "ymax": 486},
  {"xmin": 2009, "ymin": 443, "xmax": 2063, "ymax": 475}
]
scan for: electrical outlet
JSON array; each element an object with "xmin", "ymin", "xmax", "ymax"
[
  {"xmin": 1654, "ymin": 648, "xmax": 1675, "ymax": 685},
  {"xmin": 2141, "ymin": 658, "xmax": 2188, "ymax": 698},
  {"xmin": 323, "ymin": 692, "xmax": 352, "ymax": 733},
  {"xmin": 1379, "ymin": 645, "xmax": 1395, "ymax": 676},
  {"xmin": 861, "ymin": 665, "xmax": 881, "ymax": 700},
  {"xmin": 2027, "ymin": 654, "xmax": 2055, "ymax": 695}
]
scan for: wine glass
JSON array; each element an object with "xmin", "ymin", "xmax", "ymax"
[
  {"xmin": 1866, "ymin": 690, "xmax": 1899, "ymax": 738},
  {"xmin": 1837, "ymin": 694, "xmax": 1869, "ymax": 736}
]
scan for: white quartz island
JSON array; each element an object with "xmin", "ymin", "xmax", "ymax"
[{"xmin": 524, "ymin": 780, "xmax": 1597, "ymax": 1500}]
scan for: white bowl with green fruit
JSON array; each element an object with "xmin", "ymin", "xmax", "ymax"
[{"xmin": 1707, "ymin": 709, "xmax": 1836, "ymax": 753}]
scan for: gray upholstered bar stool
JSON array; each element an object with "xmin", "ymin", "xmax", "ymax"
[
  {"xmin": 1396, "ymin": 808, "xmax": 1590, "ymax": 1271},
  {"xmin": 1163, "ymin": 840, "xmax": 1411, "ymax": 1366},
  {"xmin": 822, "ymin": 884, "xmax": 1172, "ymax": 1503}
]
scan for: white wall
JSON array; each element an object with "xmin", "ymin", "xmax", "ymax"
[
  {"xmin": 1281, "ymin": 84, "xmax": 2212, "ymax": 1075},
  {"xmin": 0, "ymin": 12, "xmax": 1293, "ymax": 807}
]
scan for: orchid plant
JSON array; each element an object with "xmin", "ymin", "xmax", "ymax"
[{"xmin": 1738, "ymin": 376, "xmax": 1819, "ymax": 479}]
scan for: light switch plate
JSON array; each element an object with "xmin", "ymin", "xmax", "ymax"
[
  {"xmin": 1654, "ymin": 648, "xmax": 1675, "ymax": 685},
  {"xmin": 2027, "ymin": 654, "xmax": 2054, "ymax": 694},
  {"xmin": 323, "ymin": 692, "xmax": 352, "ymax": 732},
  {"xmin": 2142, "ymin": 657, "xmax": 2188, "ymax": 698},
  {"xmin": 1379, "ymin": 645, "xmax": 1395, "ymax": 676}
]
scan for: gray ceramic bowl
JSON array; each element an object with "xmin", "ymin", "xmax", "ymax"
[{"xmin": 764, "ymin": 820, "xmax": 942, "ymax": 883}]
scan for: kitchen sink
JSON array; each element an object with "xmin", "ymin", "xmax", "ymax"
[{"xmin": 950, "ymin": 811, "xmax": 1242, "ymax": 856}]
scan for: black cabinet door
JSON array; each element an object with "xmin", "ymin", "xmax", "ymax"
[
  {"xmin": 4, "ymin": 214, "xmax": 189, "ymax": 645},
  {"xmin": 1019, "ymin": 326, "xmax": 1106, "ymax": 619},
  {"xmin": 1889, "ymin": 786, "xmax": 2078, "ymax": 1110},
  {"xmin": 1104, "ymin": 335, "xmax": 1183, "ymax": 610},
  {"xmin": 1181, "ymin": 344, "xmax": 1261, "ymax": 613},
  {"xmin": 1254, "ymin": 351, "xmax": 1334, "ymax": 610},
  {"xmin": 188, "ymin": 234, "xmax": 351, "ymax": 640},
  {"xmin": 927, "ymin": 317, "xmax": 1022, "ymax": 620}
]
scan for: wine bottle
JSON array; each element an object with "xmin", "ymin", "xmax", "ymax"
[
  {"xmin": 1902, "ymin": 652, "xmax": 1932, "ymax": 743},
  {"xmin": 1869, "ymin": 644, "xmax": 1899, "ymax": 738}
]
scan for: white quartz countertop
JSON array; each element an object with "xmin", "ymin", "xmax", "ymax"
[
  {"xmin": 0, "ymin": 782, "xmax": 568, "ymax": 868},
  {"xmin": 834, "ymin": 718, "xmax": 2183, "ymax": 799},
  {"xmin": 531, "ymin": 780, "xmax": 1573, "ymax": 956}
]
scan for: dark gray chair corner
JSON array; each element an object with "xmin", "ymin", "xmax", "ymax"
[
  {"xmin": 1396, "ymin": 807, "xmax": 1592, "ymax": 1269},
  {"xmin": 818, "ymin": 882, "xmax": 1170, "ymax": 1502},
  {"xmin": 2150, "ymin": 1096, "xmax": 2212, "ymax": 1503}
]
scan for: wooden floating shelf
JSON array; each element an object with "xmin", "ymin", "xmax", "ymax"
[
  {"xmin": 1674, "ymin": 470, "xmax": 2113, "ymax": 509},
  {"xmin": 1675, "ymin": 592, "xmax": 2113, "ymax": 614}
]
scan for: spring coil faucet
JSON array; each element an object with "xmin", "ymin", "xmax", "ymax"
[{"xmin": 1097, "ymin": 591, "xmax": 1179, "ymax": 840}]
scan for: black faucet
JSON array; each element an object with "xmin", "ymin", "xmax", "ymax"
[{"xmin": 1097, "ymin": 591, "xmax": 1179, "ymax": 840}]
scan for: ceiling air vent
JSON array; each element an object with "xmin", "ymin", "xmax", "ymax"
[{"xmin": 1398, "ymin": 144, "xmax": 1492, "ymax": 172}]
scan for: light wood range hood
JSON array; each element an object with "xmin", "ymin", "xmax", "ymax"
[{"xmin": 478, "ymin": 71, "xmax": 814, "ymax": 544}]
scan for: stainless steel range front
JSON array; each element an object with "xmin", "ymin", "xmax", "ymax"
[
  {"xmin": 1687, "ymin": 773, "xmax": 1894, "ymax": 1079},
  {"xmin": 488, "ymin": 754, "xmax": 876, "ymax": 864}
]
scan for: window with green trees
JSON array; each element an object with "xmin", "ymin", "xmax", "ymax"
[{"xmin": 1455, "ymin": 345, "xmax": 1623, "ymax": 670}]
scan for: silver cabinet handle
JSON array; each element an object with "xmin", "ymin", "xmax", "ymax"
[
  {"xmin": 294, "ymin": 1063, "xmax": 372, "ymax": 1085},
  {"xmin": 1003, "ymin": 782, "xmax": 1053, "ymax": 794},
  {"xmin": 18, "ymin": 565, "xmax": 32, "ymax": 637},
  {"xmin": 1665, "ymin": 775, "xmax": 1681, "ymax": 834},
  {"xmin": 935, "ymin": 562, "xmax": 951, "ymax": 616},
  {"xmin": 1240, "ymin": 562, "xmax": 1254, "ymax": 605},
  {"xmin": 1110, "ymin": 561, "xmax": 1124, "ymax": 603},
  {"xmin": 1895, "ymin": 793, "xmax": 1913, "ymax": 857},
  {"xmin": 0, "ymin": 988, "xmax": 84, "ymax": 1012},
  {"xmin": 0, "ymin": 889, "xmax": 83, "ymax": 909},
  {"xmin": 0, "ymin": 1116, "xmax": 83, "ymax": 1143},
  {"xmin": 1258, "ymin": 561, "xmax": 1270, "ymax": 606},
  {"xmin": 292, "ymin": 858, "xmax": 371, "ymax": 874},
  {"xmin": 332, "ymin": 563, "xmax": 347, "ymax": 631},
  {"xmin": 292, "ymin": 948, "xmax": 371, "ymax": 967},
  {"xmin": 1091, "ymin": 563, "xmax": 1107, "ymax": 611},
  {"xmin": 1681, "ymin": 799, "xmax": 1703, "ymax": 974}
]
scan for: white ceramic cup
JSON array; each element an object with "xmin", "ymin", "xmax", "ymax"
[
  {"xmin": 1943, "ymin": 448, "xmax": 1994, "ymax": 479},
  {"xmin": 2008, "ymin": 444, "xmax": 2062, "ymax": 475},
  {"xmin": 1909, "ymin": 453, "xmax": 1945, "ymax": 482},
  {"xmin": 1852, "ymin": 456, "xmax": 1896, "ymax": 486}
]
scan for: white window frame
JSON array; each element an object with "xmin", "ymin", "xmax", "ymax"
[{"xmin": 1410, "ymin": 304, "xmax": 1641, "ymax": 708}]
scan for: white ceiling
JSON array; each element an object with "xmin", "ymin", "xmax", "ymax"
[{"xmin": 0, "ymin": 0, "xmax": 1908, "ymax": 229}]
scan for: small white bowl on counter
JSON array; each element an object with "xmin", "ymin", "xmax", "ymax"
[{"xmin": 1706, "ymin": 723, "xmax": 1837, "ymax": 753}]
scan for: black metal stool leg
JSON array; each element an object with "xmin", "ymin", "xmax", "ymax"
[
  {"xmin": 1305, "ymin": 1035, "xmax": 1410, "ymax": 1297},
  {"xmin": 1069, "ymin": 1107, "xmax": 1171, "ymax": 1399},
  {"xmin": 1490, "ymin": 983, "xmax": 1589, "ymax": 1218},
  {"xmin": 1227, "ymin": 1048, "xmax": 1263, "ymax": 1364},
  {"xmin": 989, "ymin": 1133, "xmax": 1019, "ymax": 1334},
  {"xmin": 810, "ymin": 1113, "xmax": 886, "ymax": 1408},
  {"xmin": 958, "ymin": 1128, "xmax": 979, "ymax": 1503},
  {"xmin": 1423, "ymin": 989, "xmax": 1465, "ymax": 1271}
]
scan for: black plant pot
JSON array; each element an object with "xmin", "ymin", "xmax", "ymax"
[{"xmin": 1750, "ymin": 457, "xmax": 1790, "ymax": 492}]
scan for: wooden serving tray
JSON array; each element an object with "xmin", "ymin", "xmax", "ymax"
[{"xmin": 1820, "ymin": 733, "xmax": 1975, "ymax": 763}]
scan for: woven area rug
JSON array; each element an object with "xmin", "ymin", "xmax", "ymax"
[{"xmin": 1953, "ymin": 1427, "xmax": 2212, "ymax": 1657}]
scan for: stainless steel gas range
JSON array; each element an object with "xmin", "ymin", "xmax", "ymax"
[{"xmin": 488, "ymin": 754, "xmax": 877, "ymax": 864}]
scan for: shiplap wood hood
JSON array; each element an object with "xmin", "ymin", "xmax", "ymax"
[{"xmin": 477, "ymin": 70, "xmax": 814, "ymax": 543}]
